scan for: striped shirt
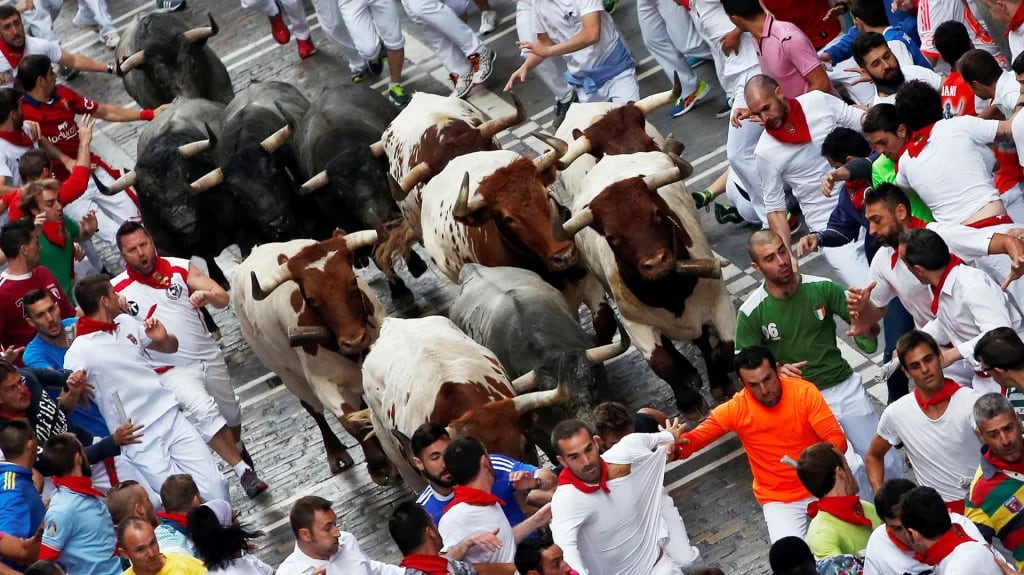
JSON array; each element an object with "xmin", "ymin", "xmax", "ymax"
[
  {"xmin": 417, "ymin": 454, "xmax": 537, "ymax": 527},
  {"xmin": 966, "ymin": 447, "xmax": 1024, "ymax": 569}
]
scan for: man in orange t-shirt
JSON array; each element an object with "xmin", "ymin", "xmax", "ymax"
[{"xmin": 675, "ymin": 345, "xmax": 849, "ymax": 543}]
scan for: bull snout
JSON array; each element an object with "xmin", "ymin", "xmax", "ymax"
[
  {"xmin": 639, "ymin": 249, "xmax": 673, "ymax": 280},
  {"xmin": 338, "ymin": 331, "xmax": 372, "ymax": 353},
  {"xmin": 548, "ymin": 244, "xmax": 578, "ymax": 271}
]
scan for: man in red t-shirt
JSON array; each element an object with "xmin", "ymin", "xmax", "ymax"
[
  {"xmin": 935, "ymin": 21, "xmax": 980, "ymax": 119},
  {"xmin": 17, "ymin": 54, "xmax": 166, "ymax": 261},
  {"xmin": 760, "ymin": 0, "xmax": 840, "ymax": 49},
  {"xmin": 0, "ymin": 217, "xmax": 74, "ymax": 353}
]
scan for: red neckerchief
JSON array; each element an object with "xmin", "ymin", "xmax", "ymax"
[
  {"xmin": 806, "ymin": 495, "xmax": 874, "ymax": 527},
  {"xmin": 677, "ymin": 0, "xmax": 691, "ymax": 9},
  {"xmin": 0, "ymin": 41, "xmax": 23, "ymax": 69},
  {"xmin": 442, "ymin": 486, "xmax": 506, "ymax": 514},
  {"xmin": 557, "ymin": 461, "xmax": 611, "ymax": 494},
  {"xmin": 915, "ymin": 523, "xmax": 975, "ymax": 565},
  {"xmin": 847, "ymin": 179, "xmax": 868, "ymax": 211},
  {"xmin": 53, "ymin": 475, "xmax": 104, "ymax": 498},
  {"xmin": 891, "ymin": 217, "xmax": 929, "ymax": 269},
  {"xmin": 75, "ymin": 316, "xmax": 118, "ymax": 336},
  {"xmin": 766, "ymin": 98, "xmax": 813, "ymax": 145},
  {"xmin": 127, "ymin": 256, "xmax": 175, "ymax": 289},
  {"xmin": 399, "ymin": 555, "xmax": 451, "ymax": 575},
  {"xmin": 0, "ymin": 407, "xmax": 27, "ymax": 419},
  {"xmin": 914, "ymin": 378, "xmax": 960, "ymax": 412},
  {"xmin": 887, "ymin": 526, "xmax": 913, "ymax": 552},
  {"xmin": 1008, "ymin": 0, "xmax": 1024, "ymax": 33},
  {"xmin": 0, "ymin": 129, "xmax": 32, "ymax": 148},
  {"xmin": 41, "ymin": 219, "xmax": 66, "ymax": 248},
  {"xmin": 906, "ymin": 124, "xmax": 935, "ymax": 158},
  {"xmin": 983, "ymin": 446, "xmax": 1024, "ymax": 475},
  {"xmin": 929, "ymin": 255, "xmax": 963, "ymax": 314},
  {"xmin": 156, "ymin": 511, "xmax": 189, "ymax": 529}
]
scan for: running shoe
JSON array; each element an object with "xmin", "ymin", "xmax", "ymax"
[
  {"xmin": 603, "ymin": 0, "xmax": 618, "ymax": 13},
  {"xmin": 389, "ymin": 83, "xmax": 411, "ymax": 107},
  {"xmin": 269, "ymin": 11, "xmax": 290, "ymax": 44},
  {"xmin": 553, "ymin": 92, "xmax": 577, "ymax": 130},
  {"xmin": 715, "ymin": 101, "xmax": 731, "ymax": 118},
  {"xmin": 368, "ymin": 42, "xmax": 386, "ymax": 76},
  {"xmin": 297, "ymin": 38, "xmax": 317, "ymax": 59},
  {"xmin": 691, "ymin": 188, "xmax": 715, "ymax": 210},
  {"xmin": 351, "ymin": 67, "xmax": 371, "ymax": 83},
  {"xmin": 787, "ymin": 211, "xmax": 802, "ymax": 233},
  {"xmin": 685, "ymin": 56, "xmax": 708, "ymax": 68},
  {"xmin": 670, "ymin": 79, "xmax": 709, "ymax": 117},
  {"xmin": 714, "ymin": 203, "xmax": 744, "ymax": 224},
  {"xmin": 240, "ymin": 468, "xmax": 268, "ymax": 499},
  {"xmin": 450, "ymin": 72, "xmax": 474, "ymax": 98},
  {"xmin": 479, "ymin": 9, "xmax": 497, "ymax": 34},
  {"xmin": 469, "ymin": 46, "xmax": 496, "ymax": 85},
  {"xmin": 102, "ymin": 31, "xmax": 121, "ymax": 49}
]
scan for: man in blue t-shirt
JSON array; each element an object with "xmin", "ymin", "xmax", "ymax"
[
  {"xmin": 0, "ymin": 420, "xmax": 44, "ymax": 570},
  {"xmin": 409, "ymin": 423, "xmax": 557, "ymax": 526}
]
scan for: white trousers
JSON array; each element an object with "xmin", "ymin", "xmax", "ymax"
[
  {"xmin": 340, "ymin": 0, "xmax": 406, "ymax": 59},
  {"xmin": 575, "ymin": 68, "xmax": 640, "ymax": 104},
  {"xmin": 516, "ymin": 0, "xmax": 571, "ymax": 100},
  {"xmin": 240, "ymin": 0, "xmax": 313, "ymax": 41},
  {"xmin": 63, "ymin": 167, "xmax": 142, "ymax": 249},
  {"xmin": 1003, "ymin": 187, "xmax": 1024, "ymax": 224},
  {"xmin": 660, "ymin": 493, "xmax": 700, "ymax": 569},
  {"xmin": 726, "ymin": 78, "xmax": 767, "ymax": 226},
  {"xmin": 652, "ymin": 552, "xmax": 685, "ymax": 575},
  {"xmin": 22, "ymin": 8, "xmax": 58, "ymax": 42},
  {"xmin": 401, "ymin": 0, "xmax": 483, "ymax": 75},
  {"xmin": 158, "ymin": 358, "xmax": 240, "ymax": 443},
  {"xmin": 821, "ymin": 236, "xmax": 871, "ymax": 288},
  {"xmin": 124, "ymin": 409, "xmax": 228, "ymax": 504},
  {"xmin": 635, "ymin": 0, "xmax": 707, "ymax": 94},
  {"xmin": 763, "ymin": 496, "xmax": 816, "ymax": 542},
  {"xmin": 73, "ymin": 0, "xmax": 117, "ymax": 36},
  {"xmin": 311, "ymin": 0, "xmax": 365, "ymax": 72}
]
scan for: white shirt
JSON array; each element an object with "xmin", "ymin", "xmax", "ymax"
[
  {"xmin": 210, "ymin": 553, "xmax": 273, "ymax": 575},
  {"xmin": 532, "ymin": 0, "xmax": 621, "ymax": 74},
  {"xmin": 0, "ymin": 36, "xmax": 61, "ymax": 88},
  {"xmin": 922, "ymin": 263, "xmax": 1024, "ymax": 371},
  {"xmin": 876, "ymin": 387, "xmax": 982, "ymax": 502},
  {"xmin": 1012, "ymin": 110, "xmax": 1024, "ymax": 168},
  {"xmin": 688, "ymin": 0, "xmax": 759, "ymax": 95},
  {"xmin": 0, "ymin": 125, "xmax": 35, "ymax": 186},
  {"xmin": 936, "ymin": 540, "xmax": 1005, "ymax": 575},
  {"xmin": 868, "ymin": 222, "xmax": 995, "ymax": 327},
  {"xmin": 63, "ymin": 314, "xmax": 179, "ymax": 434},
  {"xmin": 896, "ymin": 116, "xmax": 1002, "ymax": 223},
  {"xmin": 276, "ymin": 535, "xmax": 403, "ymax": 575},
  {"xmin": 438, "ymin": 496, "xmax": 516, "ymax": 563},
  {"xmin": 551, "ymin": 431, "xmax": 673, "ymax": 575},
  {"xmin": 112, "ymin": 257, "xmax": 219, "ymax": 367},
  {"xmin": 755, "ymin": 90, "xmax": 865, "ymax": 231},
  {"xmin": 863, "ymin": 513, "xmax": 985, "ymax": 575},
  {"xmin": 1011, "ymin": 27, "xmax": 1024, "ymax": 63},
  {"xmin": 872, "ymin": 65, "xmax": 943, "ymax": 105},
  {"xmin": 993, "ymin": 70, "xmax": 1020, "ymax": 118}
]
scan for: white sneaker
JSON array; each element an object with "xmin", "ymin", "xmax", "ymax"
[
  {"xmin": 72, "ymin": 15, "xmax": 97, "ymax": 30},
  {"xmin": 103, "ymin": 31, "xmax": 120, "ymax": 49},
  {"xmin": 478, "ymin": 10, "xmax": 497, "ymax": 35},
  {"xmin": 450, "ymin": 72, "xmax": 473, "ymax": 99},
  {"xmin": 470, "ymin": 46, "xmax": 495, "ymax": 85}
]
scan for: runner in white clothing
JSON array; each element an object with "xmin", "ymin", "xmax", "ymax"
[
  {"xmin": 746, "ymin": 74, "xmax": 870, "ymax": 287},
  {"xmin": 849, "ymin": 32, "xmax": 942, "ymax": 105},
  {"xmin": 62, "ymin": 274, "xmax": 227, "ymax": 504},
  {"xmin": 239, "ymin": 0, "xmax": 318, "ymax": 59},
  {"xmin": 400, "ymin": 0, "xmax": 495, "ymax": 98},
  {"xmin": 0, "ymin": 7, "xmax": 116, "ymax": 86}
]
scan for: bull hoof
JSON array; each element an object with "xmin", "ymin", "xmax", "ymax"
[
  {"xmin": 710, "ymin": 382, "xmax": 738, "ymax": 402},
  {"xmin": 327, "ymin": 450, "xmax": 355, "ymax": 475},
  {"xmin": 367, "ymin": 461, "xmax": 402, "ymax": 487},
  {"xmin": 679, "ymin": 398, "xmax": 710, "ymax": 421},
  {"xmin": 390, "ymin": 286, "xmax": 416, "ymax": 311},
  {"xmin": 406, "ymin": 252, "xmax": 428, "ymax": 278}
]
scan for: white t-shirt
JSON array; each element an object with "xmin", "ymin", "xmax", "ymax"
[
  {"xmin": 62, "ymin": 314, "xmax": 179, "ymax": 434},
  {"xmin": 993, "ymin": 71, "xmax": 1020, "ymax": 118},
  {"xmin": 276, "ymin": 535, "xmax": 404, "ymax": 575},
  {"xmin": 688, "ymin": 0, "xmax": 759, "ymax": 95},
  {"xmin": 438, "ymin": 499, "xmax": 516, "ymax": 564},
  {"xmin": 863, "ymin": 513, "xmax": 985, "ymax": 575},
  {"xmin": 876, "ymin": 387, "xmax": 982, "ymax": 502},
  {"xmin": 0, "ymin": 36, "xmax": 61, "ymax": 88},
  {"xmin": 1013, "ymin": 110, "xmax": 1024, "ymax": 168},
  {"xmin": 755, "ymin": 90, "xmax": 866, "ymax": 231},
  {"xmin": 896, "ymin": 116, "xmax": 1002, "ymax": 224},
  {"xmin": 1011, "ymin": 27, "xmax": 1024, "ymax": 63},
  {"xmin": 532, "ymin": 0, "xmax": 621, "ymax": 74},
  {"xmin": 937, "ymin": 540, "xmax": 1006, "ymax": 575},
  {"xmin": 210, "ymin": 553, "xmax": 274, "ymax": 575},
  {"xmin": 112, "ymin": 257, "xmax": 220, "ymax": 367},
  {"xmin": 0, "ymin": 125, "xmax": 35, "ymax": 186},
  {"xmin": 918, "ymin": 0, "xmax": 1000, "ymax": 63},
  {"xmin": 872, "ymin": 65, "xmax": 943, "ymax": 105}
]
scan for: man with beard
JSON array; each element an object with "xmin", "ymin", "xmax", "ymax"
[
  {"xmin": 967, "ymin": 393, "xmax": 1024, "ymax": 570},
  {"xmin": 37, "ymin": 434, "xmax": 121, "ymax": 575},
  {"xmin": 0, "ymin": 6, "xmax": 112, "ymax": 89},
  {"xmin": 744, "ymin": 74, "xmax": 869, "ymax": 286},
  {"xmin": 111, "ymin": 222, "xmax": 267, "ymax": 499},
  {"xmin": 410, "ymin": 423, "xmax": 556, "ymax": 527},
  {"xmin": 847, "ymin": 183, "xmax": 1024, "ymax": 385},
  {"xmin": 850, "ymin": 32, "xmax": 941, "ymax": 105}
]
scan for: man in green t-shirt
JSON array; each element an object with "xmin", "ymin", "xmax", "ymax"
[
  {"xmin": 974, "ymin": 327, "xmax": 1024, "ymax": 421},
  {"xmin": 737, "ymin": 229, "xmax": 903, "ymax": 488},
  {"xmin": 19, "ymin": 180, "xmax": 96, "ymax": 304}
]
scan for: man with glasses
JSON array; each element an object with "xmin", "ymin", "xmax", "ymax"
[{"xmin": 975, "ymin": 327, "xmax": 1024, "ymax": 420}]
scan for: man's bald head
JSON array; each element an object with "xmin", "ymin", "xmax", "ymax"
[
  {"xmin": 745, "ymin": 74, "xmax": 782, "ymax": 101},
  {"xmin": 747, "ymin": 229, "xmax": 782, "ymax": 262},
  {"xmin": 744, "ymin": 75, "xmax": 789, "ymax": 130}
]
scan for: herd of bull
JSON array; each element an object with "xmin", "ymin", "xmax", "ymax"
[{"xmin": 94, "ymin": 11, "xmax": 740, "ymax": 486}]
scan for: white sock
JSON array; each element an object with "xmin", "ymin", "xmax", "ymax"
[
  {"xmin": 558, "ymin": 90, "xmax": 575, "ymax": 104},
  {"xmin": 233, "ymin": 461, "xmax": 251, "ymax": 478},
  {"xmin": 389, "ymin": 81, "xmax": 399, "ymax": 89}
]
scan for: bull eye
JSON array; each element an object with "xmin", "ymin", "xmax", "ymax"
[
  {"xmin": 607, "ymin": 236, "xmax": 622, "ymax": 248},
  {"xmin": 501, "ymin": 215, "xmax": 515, "ymax": 225},
  {"xmin": 652, "ymin": 212, "xmax": 663, "ymax": 225}
]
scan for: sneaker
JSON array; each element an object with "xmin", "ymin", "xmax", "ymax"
[
  {"xmin": 351, "ymin": 67, "xmax": 371, "ymax": 83},
  {"xmin": 58, "ymin": 65, "xmax": 80, "ymax": 81},
  {"xmin": 368, "ymin": 43, "xmax": 386, "ymax": 76},
  {"xmin": 102, "ymin": 31, "xmax": 120, "ymax": 49},
  {"xmin": 854, "ymin": 335, "xmax": 879, "ymax": 354},
  {"xmin": 72, "ymin": 15, "xmax": 97, "ymax": 30},
  {"xmin": 269, "ymin": 11, "xmax": 290, "ymax": 44},
  {"xmin": 691, "ymin": 188, "xmax": 715, "ymax": 210},
  {"xmin": 240, "ymin": 468, "xmax": 268, "ymax": 499},
  {"xmin": 469, "ymin": 46, "xmax": 496, "ymax": 85},
  {"xmin": 670, "ymin": 79, "xmax": 710, "ymax": 117},
  {"xmin": 450, "ymin": 72, "xmax": 474, "ymax": 98},
  {"xmin": 553, "ymin": 92, "xmax": 577, "ymax": 130},
  {"xmin": 686, "ymin": 56, "xmax": 708, "ymax": 68},
  {"xmin": 389, "ymin": 83, "xmax": 411, "ymax": 107},
  {"xmin": 715, "ymin": 101, "xmax": 731, "ymax": 119},
  {"xmin": 297, "ymin": 38, "xmax": 317, "ymax": 59},
  {"xmin": 479, "ymin": 9, "xmax": 497, "ymax": 35},
  {"xmin": 714, "ymin": 203, "xmax": 744, "ymax": 224},
  {"xmin": 603, "ymin": 0, "xmax": 618, "ymax": 13},
  {"xmin": 154, "ymin": 0, "xmax": 186, "ymax": 12},
  {"xmin": 787, "ymin": 211, "xmax": 802, "ymax": 233}
]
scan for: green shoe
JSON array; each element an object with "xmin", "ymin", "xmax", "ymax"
[
  {"xmin": 389, "ymin": 84, "xmax": 411, "ymax": 107},
  {"xmin": 351, "ymin": 68, "xmax": 370, "ymax": 84},
  {"xmin": 854, "ymin": 335, "xmax": 878, "ymax": 354},
  {"xmin": 714, "ymin": 203, "xmax": 744, "ymax": 224},
  {"xmin": 691, "ymin": 188, "xmax": 715, "ymax": 210},
  {"xmin": 603, "ymin": 0, "xmax": 618, "ymax": 13}
]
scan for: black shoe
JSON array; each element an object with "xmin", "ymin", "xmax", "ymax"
[
  {"xmin": 553, "ymin": 92, "xmax": 577, "ymax": 130},
  {"xmin": 240, "ymin": 468, "xmax": 268, "ymax": 498},
  {"xmin": 368, "ymin": 43, "xmax": 386, "ymax": 76}
]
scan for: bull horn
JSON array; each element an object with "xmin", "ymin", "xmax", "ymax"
[
  {"xmin": 675, "ymin": 258, "xmax": 725, "ymax": 279},
  {"xmin": 556, "ymin": 136, "xmax": 593, "ymax": 170},
  {"xmin": 643, "ymin": 154, "xmax": 694, "ymax": 190},
  {"xmin": 662, "ymin": 133, "xmax": 685, "ymax": 156},
  {"xmin": 478, "ymin": 94, "xmax": 528, "ymax": 139},
  {"xmin": 586, "ymin": 325, "xmax": 632, "ymax": 364},
  {"xmin": 104, "ymin": 170, "xmax": 136, "ymax": 194},
  {"xmin": 300, "ymin": 170, "xmax": 328, "ymax": 195},
  {"xmin": 452, "ymin": 172, "xmax": 485, "ymax": 218},
  {"xmin": 182, "ymin": 13, "xmax": 219, "ymax": 44},
  {"xmin": 260, "ymin": 124, "xmax": 293, "ymax": 153},
  {"xmin": 512, "ymin": 381, "xmax": 570, "ymax": 414},
  {"xmin": 343, "ymin": 229, "xmax": 381, "ymax": 252},
  {"xmin": 560, "ymin": 208, "xmax": 594, "ymax": 238},
  {"xmin": 190, "ymin": 168, "xmax": 223, "ymax": 193},
  {"xmin": 118, "ymin": 50, "xmax": 145, "ymax": 73},
  {"xmin": 287, "ymin": 325, "xmax": 333, "ymax": 347},
  {"xmin": 390, "ymin": 429, "xmax": 412, "ymax": 449},
  {"xmin": 531, "ymin": 132, "xmax": 568, "ymax": 173},
  {"xmin": 509, "ymin": 370, "xmax": 537, "ymax": 393},
  {"xmin": 634, "ymin": 72, "xmax": 682, "ymax": 116},
  {"xmin": 399, "ymin": 161, "xmax": 432, "ymax": 193},
  {"xmin": 250, "ymin": 265, "xmax": 292, "ymax": 301},
  {"xmin": 388, "ymin": 174, "xmax": 409, "ymax": 203},
  {"xmin": 178, "ymin": 139, "xmax": 212, "ymax": 158},
  {"xmin": 369, "ymin": 140, "xmax": 385, "ymax": 157}
]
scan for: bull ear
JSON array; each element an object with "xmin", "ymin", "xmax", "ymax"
[
  {"xmin": 572, "ymin": 128, "xmax": 584, "ymax": 140},
  {"xmin": 390, "ymin": 429, "xmax": 413, "ymax": 452},
  {"xmin": 276, "ymin": 253, "xmax": 290, "ymax": 265},
  {"xmin": 332, "ymin": 228, "xmax": 347, "ymax": 239}
]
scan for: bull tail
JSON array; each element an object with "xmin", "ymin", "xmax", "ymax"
[{"xmin": 372, "ymin": 218, "xmax": 418, "ymax": 279}]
